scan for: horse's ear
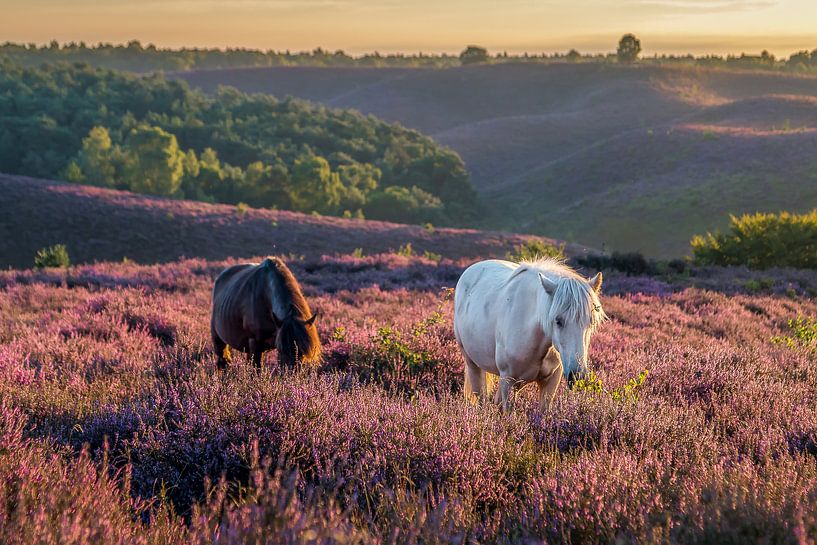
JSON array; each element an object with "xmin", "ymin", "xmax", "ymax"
[
  {"xmin": 589, "ymin": 272, "xmax": 603, "ymax": 293},
  {"xmin": 538, "ymin": 273, "xmax": 557, "ymax": 295},
  {"xmin": 305, "ymin": 311, "xmax": 319, "ymax": 326}
]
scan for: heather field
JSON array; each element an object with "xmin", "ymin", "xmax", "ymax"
[
  {"xmin": 0, "ymin": 175, "xmax": 568, "ymax": 270},
  {"xmin": 3, "ymin": 252, "xmax": 817, "ymax": 544}
]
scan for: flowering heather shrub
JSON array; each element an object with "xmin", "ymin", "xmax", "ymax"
[{"xmin": 2, "ymin": 252, "xmax": 817, "ymax": 543}]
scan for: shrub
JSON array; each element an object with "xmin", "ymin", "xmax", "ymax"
[
  {"xmin": 396, "ymin": 243, "xmax": 414, "ymax": 257},
  {"xmin": 570, "ymin": 369, "xmax": 649, "ymax": 401},
  {"xmin": 364, "ymin": 186, "xmax": 444, "ymax": 225},
  {"xmin": 743, "ymin": 278, "xmax": 774, "ymax": 293},
  {"xmin": 575, "ymin": 251, "xmax": 652, "ymax": 276},
  {"xmin": 33, "ymin": 244, "xmax": 70, "ymax": 269},
  {"xmin": 507, "ymin": 239, "xmax": 565, "ymax": 262},
  {"xmin": 235, "ymin": 202, "xmax": 250, "ymax": 218},
  {"xmin": 771, "ymin": 316, "xmax": 817, "ymax": 348},
  {"xmin": 691, "ymin": 210, "xmax": 817, "ymax": 269}
]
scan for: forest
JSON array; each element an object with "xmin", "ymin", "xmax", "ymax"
[
  {"xmin": 3, "ymin": 39, "xmax": 817, "ymax": 73},
  {"xmin": 0, "ymin": 60, "xmax": 477, "ymax": 224}
]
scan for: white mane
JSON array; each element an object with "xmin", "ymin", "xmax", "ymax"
[{"xmin": 516, "ymin": 258, "xmax": 607, "ymax": 331}]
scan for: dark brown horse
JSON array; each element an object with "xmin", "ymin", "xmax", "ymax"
[{"xmin": 211, "ymin": 257, "xmax": 320, "ymax": 369}]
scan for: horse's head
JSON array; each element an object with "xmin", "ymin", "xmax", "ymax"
[
  {"xmin": 538, "ymin": 271, "xmax": 606, "ymax": 387},
  {"xmin": 262, "ymin": 257, "xmax": 322, "ymax": 369},
  {"xmin": 274, "ymin": 310, "xmax": 321, "ymax": 368}
]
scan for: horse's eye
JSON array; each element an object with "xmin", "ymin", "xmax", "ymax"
[{"xmin": 555, "ymin": 318, "xmax": 564, "ymax": 328}]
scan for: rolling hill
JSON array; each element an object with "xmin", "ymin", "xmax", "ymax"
[
  {"xmin": 175, "ymin": 63, "xmax": 817, "ymax": 257},
  {"xmin": 0, "ymin": 174, "xmax": 581, "ymax": 270}
]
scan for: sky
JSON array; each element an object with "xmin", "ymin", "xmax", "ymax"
[{"xmin": 2, "ymin": 0, "xmax": 816, "ymax": 58}]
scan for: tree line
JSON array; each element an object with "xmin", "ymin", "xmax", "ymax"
[
  {"xmin": 0, "ymin": 60, "xmax": 477, "ymax": 224},
  {"xmin": 3, "ymin": 39, "xmax": 817, "ymax": 74}
]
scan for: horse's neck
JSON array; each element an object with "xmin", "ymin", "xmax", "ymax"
[
  {"xmin": 511, "ymin": 267, "xmax": 554, "ymax": 340},
  {"xmin": 533, "ymin": 274, "xmax": 555, "ymax": 340},
  {"xmin": 266, "ymin": 272, "xmax": 292, "ymax": 321}
]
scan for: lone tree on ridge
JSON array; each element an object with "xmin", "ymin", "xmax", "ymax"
[{"xmin": 617, "ymin": 34, "xmax": 642, "ymax": 63}]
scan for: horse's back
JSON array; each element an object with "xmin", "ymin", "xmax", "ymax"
[
  {"xmin": 454, "ymin": 260, "xmax": 520, "ymax": 371},
  {"xmin": 211, "ymin": 263, "xmax": 261, "ymax": 343},
  {"xmin": 455, "ymin": 260, "xmax": 518, "ymax": 307},
  {"xmin": 213, "ymin": 263, "xmax": 254, "ymax": 294}
]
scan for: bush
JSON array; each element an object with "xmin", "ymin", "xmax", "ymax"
[
  {"xmin": 691, "ymin": 210, "xmax": 817, "ymax": 269},
  {"xmin": 34, "ymin": 244, "xmax": 70, "ymax": 269},
  {"xmin": 575, "ymin": 251, "xmax": 652, "ymax": 276},
  {"xmin": 396, "ymin": 243, "xmax": 414, "ymax": 257},
  {"xmin": 364, "ymin": 186, "xmax": 444, "ymax": 225},
  {"xmin": 507, "ymin": 239, "xmax": 565, "ymax": 262},
  {"xmin": 772, "ymin": 316, "xmax": 817, "ymax": 348}
]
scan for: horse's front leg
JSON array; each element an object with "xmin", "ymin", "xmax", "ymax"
[
  {"xmin": 537, "ymin": 348, "xmax": 563, "ymax": 411},
  {"xmin": 498, "ymin": 373, "xmax": 524, "ymax": 413}
]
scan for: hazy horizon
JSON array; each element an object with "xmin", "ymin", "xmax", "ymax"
[{"xmin": 3, "ymin": 0, "xmax": 817, "ymax": 58}]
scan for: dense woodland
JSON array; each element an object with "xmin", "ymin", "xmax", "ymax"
[
  {"xmin": 3, "ymin": 40, "xmax": 817, "ymax": 73},
  {"xmin": 0, "ymin": 60, "xmax": 477, "ymax": 224}
]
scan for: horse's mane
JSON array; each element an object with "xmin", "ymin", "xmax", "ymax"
[
  {"xmin": 265, "ymin": 257, "xmax": 310, "ymax": 319},
  {"xmin": 263, "ymin": 257, "xmax": 321, "ymax": 364},
  {"xmin": 515, "ymin": 258, "xmax": 607, "ymax": 331}
]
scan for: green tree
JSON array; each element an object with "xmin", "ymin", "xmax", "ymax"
[
  {"xmin": 289, "ymin": 155, "xmax": 343, "ymax": 213},
  {"xmin": 460, "ymin": 45, "xmax": 489, "ymax": 65},
  {"xmin": 61, "ymin": 160, "xmax": 84, "ymax": 183},
  {"xmin": 122, "ymin": 125, "xmax": 185, "ymax": 196},
  {"xmin": 365, "ymin": 185, "xmax": 443, "ymax": 224},
  {"xmin": 617, "ymin": 34, "xmax": 642, "ymax": 64},
  {"xmin": 78, "ymin": 126, "xmax": 116, "ymax": 187},
  {"xmin": 338, "ymin": 162, "xmax": 380, "ymax": 209}
]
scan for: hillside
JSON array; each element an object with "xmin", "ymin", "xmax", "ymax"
[
  {"xmin": 0, "ymin": 174, "xmax": 575, "ymax": 270},
  {"xmin": 175, "ymin": 63, "xmax": 817, "ymax": 257}
]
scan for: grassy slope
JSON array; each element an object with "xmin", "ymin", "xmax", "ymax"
[
  {"xmin": 0, "ymin": 174, "xmax": 584, "ymax": 269},
  {"xmin": 175, "ymin": 64, "xmax": 817, "ymax": 257}
]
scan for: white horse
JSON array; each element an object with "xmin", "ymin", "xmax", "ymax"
[{"xmin": 453, "ymin": 258, "xmax": 606, "ymax": 411}]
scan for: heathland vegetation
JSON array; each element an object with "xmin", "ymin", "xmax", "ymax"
[
  {"xmin": 3, "ymin": 249, "xmax": 817, "ymax": 543},
  {"xmin": 0, "ymin": 174, "xmax": 544, "ymax": 269},
  {"xmin": 0, "ymin": 60, "xmax": 476, "ymax": 225}
]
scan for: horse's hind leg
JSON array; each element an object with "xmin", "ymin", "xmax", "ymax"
[
  {"xmin": 211, "ymin": 323, "xmax": 229, "ymax": 370},
  {"xmin": 461, "ymin": 348, "xmax": 486, "ymax": 403}
]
